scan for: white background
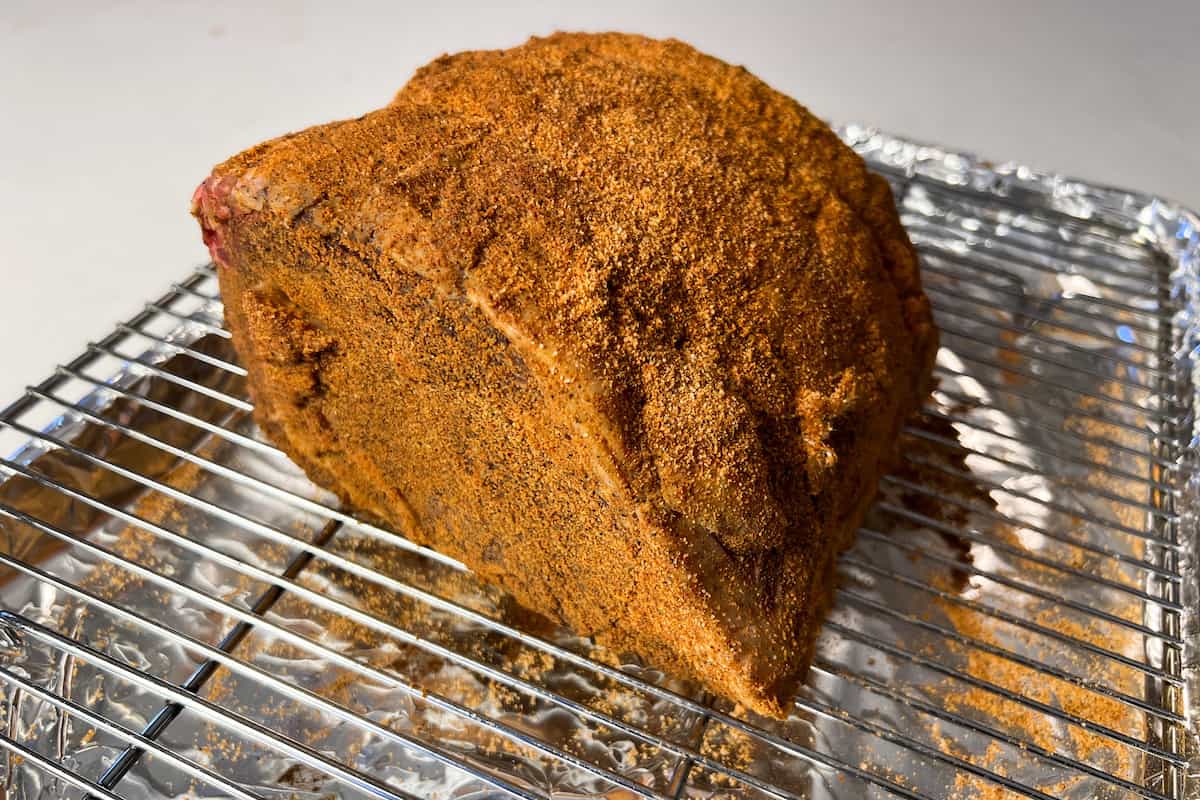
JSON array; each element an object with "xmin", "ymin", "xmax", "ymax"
[{"xmin": 2, "ymin": 0, "xmax": 1199, "ymax": 405}]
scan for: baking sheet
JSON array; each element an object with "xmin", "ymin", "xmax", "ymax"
[{"xmin": 0, "ymin": 128, "xmax": 1196, "ymax": 799}]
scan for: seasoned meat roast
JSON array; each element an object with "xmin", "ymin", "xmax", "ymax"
[{"xmin": 192, "ymin": 32, "xmax": 937, "ymax": 716}]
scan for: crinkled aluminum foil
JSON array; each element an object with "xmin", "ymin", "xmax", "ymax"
[{"xmin": 0, "ymin": 127, "xmax": 1196, "ymax": 799}]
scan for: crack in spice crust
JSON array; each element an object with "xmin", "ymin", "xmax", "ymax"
[{"xmin": 191, "ymin": 31, "xmax": 938, "ymax": 717}]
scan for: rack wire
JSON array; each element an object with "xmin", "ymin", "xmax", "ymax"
[{"xmin": 0, "ymin": 135, "xmax": 1193, "ymax": 799}]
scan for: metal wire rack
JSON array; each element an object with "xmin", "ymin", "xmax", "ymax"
[{"xmin": 0, "ymin": 131, "xmax": 1195, "ymax": 799}]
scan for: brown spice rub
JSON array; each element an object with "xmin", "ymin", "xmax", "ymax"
[{"xmin": 192, "ymin": 32, "xmax": 937, "ymax": 716}]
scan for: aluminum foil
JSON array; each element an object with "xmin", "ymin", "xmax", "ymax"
[{"xmin": 0, "ymin": 128, "xmax": 1196, "ymax": 800}]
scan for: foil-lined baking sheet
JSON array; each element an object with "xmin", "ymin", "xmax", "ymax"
[{"xmin": 0, "ymin": 128, "xmax": 1196, "ymax": 800}]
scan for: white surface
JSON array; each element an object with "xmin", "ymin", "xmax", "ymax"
[{"xmin": 2, "ymin": 0, "xmax": 1199, "ymax": 406}]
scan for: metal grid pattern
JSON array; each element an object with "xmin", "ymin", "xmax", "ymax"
[{"xmin": 0, "ymin": 152, "xmax": 1192, "ymax": 799}]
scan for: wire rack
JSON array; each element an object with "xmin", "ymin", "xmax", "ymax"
[{"xmin": 0, "ymin": 131, "xmax": 1195, "ymax": 800}]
